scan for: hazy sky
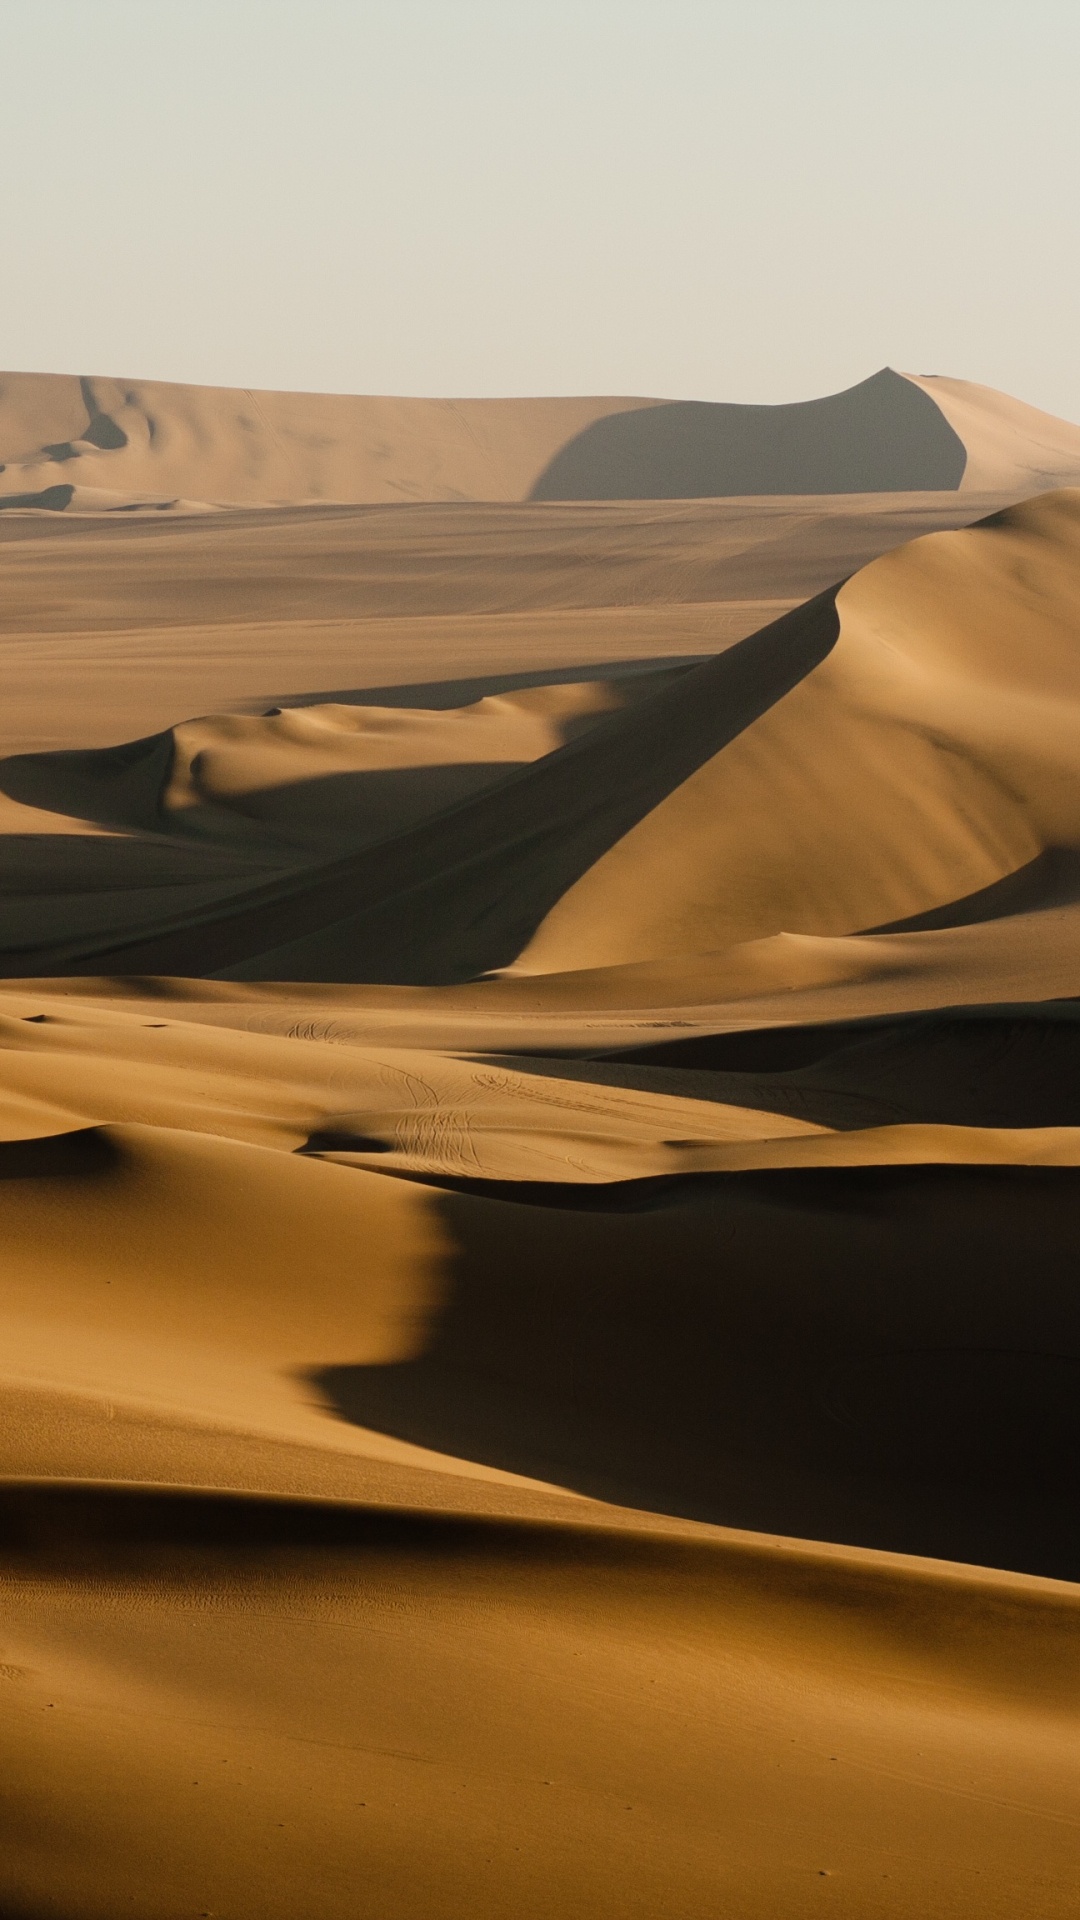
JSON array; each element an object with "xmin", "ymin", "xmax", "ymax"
[{"xmin": 5, "ymin": 0, "xmax": 1079, "ymax": 418}]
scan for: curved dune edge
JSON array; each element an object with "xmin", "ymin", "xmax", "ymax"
[
  {"xmin": 0, "ymin": 491, "xmax": 1077, "ymax": 983},
  {"xmin": 0, "ymin": 1115, "xmax": 1076, "ymax": 1573},
  {"xmin": 2, "ymin": 1480, "xmax": 1076, "ymax": 1920},
  {"xmin": 2, "ymin": 421, "xmax": 1080, "ymax": 1917},
  {"xmin": 3, "ymin": 366, "xmax": 1080, "ymax": 509}
]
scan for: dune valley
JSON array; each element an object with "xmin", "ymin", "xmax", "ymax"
[{"xmin": 0, "ymin": 366, "xmax": 1079, "ymax": 1918}]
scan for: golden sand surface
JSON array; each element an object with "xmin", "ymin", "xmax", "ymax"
[{"xmin": 1, "ymin": 374, "xmax": 1078, "ymax": 1917}]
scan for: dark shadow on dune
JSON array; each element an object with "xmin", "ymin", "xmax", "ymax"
[
  {"xmin": 0, "ymin": 834, "xmax": 260, "ymax": 896},
  {"xmin": 78, "ymin": 376, "xmax": 128, "ymax": 448},
  {"xmin": 301, "ymin": 1125, "xmax": 392, "ymax": 1154},
  {"xmin": 80, "ymin": 418, "xmax": 129, "ymax": 453},
  {"xmin": 0, "ymin": 732, "xmax": 175, "ymax": 834},
  {"xmin": 0, "ymin": 743, "xmax": 538, "ymax": 892},
  {"xmin": 0, "ymin": 1480, "xmax": 678, "ymax": 1581},
  {"xmin": 0, "ymin": 834, "xmax": 270, "ymax": 967},
  {"xmin": 859, "ymin": 847, "xmax": 1080, "ymax": 935},
  {"xmin": 310, "ymin": 1164, "xmax": 1080, "ymax": 1580},
  {"xmin": 26, "ymin": 591, "xmax": 837, "ymax": 981},
  {"xmin": 16, "ymin": 1479, "xmax": 1057, "ymax": 1622},
  {"xmin": 600, "ymin": 997, "xmax": 1080, "ymax": 1069},
  {"xmin": 0, "ymin": 1128, "xmax": 118, "ymax": 1180},
  {"xmin": 205, "ymin": 761, "xmax": 532, "ymax": 844},
  {"xmin": 591, "ymin": 1001, "xmax": 1080, "ymax": 1131},
  {"xmin": 39, "ymin": 379, "xmax": 130, "ymax": 464},
  {"xmin": 0, "ymin": 483, "xmax": 75, "ymax": 512},
  {"xmin": 530, "ymin": 371, "xmax": 967, "ymax": 500},
  {"xmin": 0, "ymin": 656, "xmax": 699, "ymax": 860},
  {"xmin": 246, "ymin": 656, "xmax": 705, "ymax": 716}
]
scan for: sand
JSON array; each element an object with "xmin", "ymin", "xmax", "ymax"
[
  {"xmin": 4, "ymin": 364, "xmax": 1080, "ymax": 510},
  {"xmin": 1, "ymin": 372, "xmax": 1079, "ymax": 1918}
]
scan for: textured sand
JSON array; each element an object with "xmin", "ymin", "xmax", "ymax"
[
  {"xmin": 1, "ymin": 375, "xmax": 1078, "ymax": 1918},
  {"xmin": 4, "ymin": 364, "xmax": 1080, "ymax": 511}
]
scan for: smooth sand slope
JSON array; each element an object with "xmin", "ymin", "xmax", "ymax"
[
  {"xmin": 2, "ymin": 386, "xmax": 1080, "ymax": 1919},
  {"xmin": 4, "ymin": 365, "xmax": 1080, "ymax": 509},
  {"xmin": 1, "ymin": 488, "xmax": 1078, "ymax": 982},
  {"xmin": 0, "ymin": 487, "xmax": 1005, "ymax": 757}
]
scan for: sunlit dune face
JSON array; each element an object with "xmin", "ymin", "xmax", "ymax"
[
  {"xmin": 2, "ymin": 383, "xmax": 1080, "ymax": 1919},
  {"xmin": 159, "ymin": 683, "xmax": 651, "ymax": 844}
]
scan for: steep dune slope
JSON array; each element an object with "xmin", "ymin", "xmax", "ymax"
[
  {"xmin": 9, "ymin": 678, "xmax": 678, "ymax": 852},
  {"xmin": 528, "ymin": 368, "xmax": 969, "ymax": 496},
  {"xmin": 6, "ymin": 1483, "xmax": 1076, "ymax": 1920},
  {"xmin": 3, "ymin": 400, "xmax": 1080, "ymax": 1920},
  {"xmin": 907, "ymin": 372, "xmax": 1080, "ymax": 492},
  {"xmin": 0, "ymin": 593, "xmax": 841, "ymax": 977},
  {"xmin": 0, "ymin": 372, "xmax": 658, "ymax": 507},
  {"xmin": 0, "ymin": 1098, "xmax": 1076, "ymax": 1573},
  {"xmin": 0, "ymin": 490, "xmax": 996, "ymax": 759},
  {"xmin": 0, "ymin": 1065, "xmax": 1077, "ymax": 1920},
  {"xmin": 517, "ymin": 489, "xmax": 1080, "ymax": 973},
  {"xmin": 4, "ymin": 488, "xmax": 1076, "ymax": 984},
  {"xmin": 3, "ymin": 366, "xmax": 1080, "ymax": 508}
]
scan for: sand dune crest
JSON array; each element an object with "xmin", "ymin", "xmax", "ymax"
[
  {"xmin": 3, "ymin": 376, "xmax": 1080, "ymax": 1917},
  {"xmin": 4, "ymin": 364, "xmax": 1080, "ymax": 508}
]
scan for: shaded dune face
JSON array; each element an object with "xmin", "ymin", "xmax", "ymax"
[
  {"xmin": 0, "ymin": 1100, "xmax": 1077, "ymax": 1583},
  {"xmin": 529, "ymin": 369, "xmax": 969, "ymax": 498},
  {"xmin": 313, "ymin": 1163, "xmax": 1080, "ymax": 1580},
  {"xmin": 3, "ymin": 490, "xmax": 1080, "ymax": 983},
  {"xmin": 3, "ymin": 363, "xmax": 1080, "ymax": 509},
  {"xmin": 1, "ymin": 1086, "xmax": 1079, "ymax": 1913},
  {"xmin": 4, "ymin": 394, "xmax": 1080, "ymax": 1919},
  {"xmin": 512, "ymin": 490, "xmax": 1080, "ymax": 975},
  {"xmin": 0, "ymin": 682, "xmax": 660, "ymax": 849},
  {"xmin": 0, "ymin": 591, "xmax": 841, "ymax": 977},
  {"xmin": 0, "ymin": 675, "xmax": 692, "ymax": 956},
  {"xmin": 4, "ymin": 1483, "xmax": 1077, "ymax": 1920},
  {"xmin": 600, "ymin": 1002, "xmax": 1080, "ymax": 1129}
]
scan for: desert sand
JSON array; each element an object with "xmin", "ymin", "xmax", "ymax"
[{"xmin": 1, "ymin": 370, "xmax": 1079, "ymax": 1918}]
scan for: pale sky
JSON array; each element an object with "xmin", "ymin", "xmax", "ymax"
[{"xmin": 4, "ymin": 0, "xmax": 1079, "ymax": 419}]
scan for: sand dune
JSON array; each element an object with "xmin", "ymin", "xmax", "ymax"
[
  {"xmin": 6, "ymin": 1483, "xmax": 1076, "ymax": 1920},
  {"xmin": 1, "ymin": 489, "xmax": 1076, "ymax": 982},
  {"xmin": 2, "ymin": 378, "xmax": 1080, "ymax": 1917},
  {"xmin": 0, "ymin": 490, "xmax": 1009, "ymax": 762},
  {"xmin": 4, "ymin": 365, "xmax": 1080, "ymax": 509}
]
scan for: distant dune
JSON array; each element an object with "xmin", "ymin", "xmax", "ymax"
[
  {"xmin": 3, "ymin": 365, "xmax": 1080, "ymax": 508},
  {"xmin": 2, "ymin": 488, "xmax": 1077, "ymax": 985},
  {"xmin": 1, "ymin": 376, "xmax": 1079, "ymax": 1919}
]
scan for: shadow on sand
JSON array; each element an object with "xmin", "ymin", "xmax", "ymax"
[
  {"xmin": 310, "ymin": 1163, "xmax": 1080, "ymax": 1582},
  {"xmin": 530, "ymin": 370, "xmax": 967, "ymax": 500}
]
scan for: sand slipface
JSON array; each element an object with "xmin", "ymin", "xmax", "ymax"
[
  {"xmin": 4, "ymin": 363, "xmax": 1080, "ymax": 509},
  {"xmin": 1, "ymin": 371, "xmax": 1079, "ymax": 1919}
]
